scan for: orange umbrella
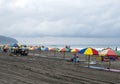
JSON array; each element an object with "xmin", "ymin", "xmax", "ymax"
[
  {"xmin": 49, "ymin": 48, "xmax": 59, "ymax": 56},
  {"xmin": 59, "ymin": 48, "xmax": 70, "ymax": 58},
  {"xmin": 71, "ymin": 48, "xmax": 80, "ymax": 53}
]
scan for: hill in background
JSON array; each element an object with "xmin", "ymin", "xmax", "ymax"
[{"xmin": 0, "ymin": 35, "xmax": 18, "ymax": 44}]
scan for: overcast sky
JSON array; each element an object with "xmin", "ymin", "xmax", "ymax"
[{"xmin": 0, "ymin": 0, "xmax": 120, "ymax": 38}]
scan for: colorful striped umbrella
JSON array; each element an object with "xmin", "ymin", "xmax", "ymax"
[
  {"xmin": 71, "ymin": 48, "xmax": 80, "ymax": 53},
  {"xmin": 80, "ymin": 47, "xmax": 98, "ymax": 55},
  {"xmin": 99, "ymin": 48, "xmax": 118, "ymax": 69},
  {"xmin": 49, "ymin": 48, "xmax": 54, "ymax": 51},
  {"xmin": 49, "ymin": 48, "xmax": 59, "ymax": 56},
  {"xmin": 59, "ymin": 48, "xmax": 70, "ymax": 52},
  {"xmin": 79, "ymin": 47, "xmax": 98, "ymax": 68},
  {"xmin": 11, "ymin": 43, "xmax": 21, "ymax": 47},
  {"xmin": 99, "ymin": 48, "xmax": 117, "ymax": 59},
  {"xmin": 49, "ymin": 48, "xmax": 59, "ymax": 52},
  {"xmin": 41, "ymin": 47, "xmax": 48, "ymax": 51},
  {"xmin": 59, "ymin": 48, "xmax": 70, "ymax": 58}
]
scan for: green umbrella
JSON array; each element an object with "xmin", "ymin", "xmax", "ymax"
[
  {"xmin": 115, "ymin": 50, "xmax": 120, "ymax": 57},
  {"xmin": 49, "ymin": 48, "xmax": 59, "ymax": 56}
]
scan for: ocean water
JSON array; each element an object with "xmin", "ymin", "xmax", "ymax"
[{"xmin": 16, "ymin": 37, "xmax": 120, "ymax": 51}]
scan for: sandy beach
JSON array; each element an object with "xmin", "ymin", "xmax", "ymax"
[{"xmin": 0, "ymin": 51, "xmax": 119, "ymax": 84}]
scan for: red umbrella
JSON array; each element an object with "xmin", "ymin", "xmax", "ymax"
[
  {"xmin": 49, "ymin": 48, "xmax": 59, "ymax": 56},
  {"xmin": 59, "ymin": 48, "xmax": 70, "ymax": 58},
  {"xmin": 99, "ymin": 48, "xmax": 117, "ymax": 59},
  {"xmin": 99, "ymin": 48, "xmax": 118, "ymax": 69},
  {"xmin": 59, "ymin": 48, "xmax": 70, "ymax": 52}
]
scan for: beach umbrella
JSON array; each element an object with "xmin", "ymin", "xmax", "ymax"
[
  {"xmin": 11, "ymin": 43, "xmax": 21, "ymax": 47},
  {"xmin": 114, "ymin": 47, "xmax": 120, "ymax": 57},
  {"xmin": 28, "ymin": 46, "xmax": 35, "ymax": 51},
  {"xmin": 115, "ymin": 50, "xmax": 120, "ymax": 57},
  {"xmin": 49, "ymin": 48, "xmax": 59, "ymax": 56},
  {"xmin": 17, "ymin": 43, "xmax": 22, "ymax": 47},
  {"xmin": 71, "ymin": 48, "xmax": 80, "ymax": 53},
  {"xmin": 79, "ymin": 47, "xmax": 98, "ymax": 67},
  {"xmin": 21, "ymin": 45, "xmax": 27, "ymax": 47},
  {"xmin": 49, "ymin": 48, "xmax": 59, "ymax": 52},
  {"xmin": 59, "ymin": 48, "xmax": 70, "ymax": 58},
  {"xmin": 41, "ymin": 47, "xmax": 48, "ymax": 51},
  {"xmin": 4, "ymin": 44, "xmax": 9, "ymax": 49},
  {"xmin": 37, "ymin": 47, "xmax": 41, "ymax": 51},
  {"xmin": 99, "ymin": 48, "xmax": 118, "ymax": 69},
  {"xmin": 49, "ymin": 48, "xmax": 54, "ymax": 51},
  {"xmin": 80, "ymin": 47, "xmax": 98, "ymax": 55},
  {"xmin": 11, "ymin": 43, "xmax": 18, "ymax": 47},
  {"xmin": 59, "ymin": 48, "xmax": 70, "ymax": 52},
  {"xmin": 38, "ymin": 47, "xmax": 48, "ymax": 56},
  {"xmin": 99, "ymin": 48, "xmax": 117, "ymax": 59}
]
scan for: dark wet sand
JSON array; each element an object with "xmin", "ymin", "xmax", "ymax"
[{"xmin": 0, "ymin": 52, "xmax": 120, "ymax": 84}]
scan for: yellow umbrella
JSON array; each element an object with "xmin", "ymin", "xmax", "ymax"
[
  {"xmin": 17, "ymin": 43, "xmax": 22, "ymax": 47},
  {"xmin": 71, "ymin": 48, "xmax": 80, "ymax": 53}
]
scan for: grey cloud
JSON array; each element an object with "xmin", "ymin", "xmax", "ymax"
[{"xmin": 0, "ymin": 0, "xmax": 120, "ymax": 38}]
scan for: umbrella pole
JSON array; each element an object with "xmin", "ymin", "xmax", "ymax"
[
  {"xmin": 63, "ymin": 52, "xmax": 65, "ymax": 59},
  {"xmin": 33, "ymin": 50, "xmax": 35, "ymax": 56},
  {"xmin": 88, "ymin": 55, "xmax": 90, "ymax": 68},
  {"xmin": 54, "ymin": 51, "xmax": 55, "ymax": 56},
  {"xmin": 108, "ymin": 57, "xmax": 111, "ymax": 70},
  {"xmin": 39, "ymin": 50, "xmax": 41, "ymax": 56},
  {"xmin": 34, "ymin": 50, "xmax": 36, "ymax": 56}
]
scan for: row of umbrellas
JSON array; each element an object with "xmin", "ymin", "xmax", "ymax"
[
  {"xmin": 2, "ymin": 43, "xmax": 120, "ymax": 58},
  {"xmin": 42, "ymin": 47, "xmax": 119, "ymax": 58},
  {"xmin": 38, "ymin": 47, "xmax": 119, "ymax": 68},
  {"xmin": 1, "ymin": 43, "xmax": 119, "ymax": 69},
  {"xmin": 9, "ymin": 43, "xmax": 120, "ymax": 70}
]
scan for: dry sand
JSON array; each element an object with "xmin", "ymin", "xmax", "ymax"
[{"xmin": 0, "ymin": 51, "xmax": 120, "ymax": 84}]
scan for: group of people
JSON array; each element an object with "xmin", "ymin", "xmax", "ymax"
[
  {"xmin": 65, "ymin": 45, "xmax": 80, "ymax": 63},
  {"xmin": 70, "ymin": 53, "xmax": 79, "ymax": 63},
  {"xmin": 0, "ymin": 45, "xmax": 28, "ymax": 56},
  {"xmin": 10, "ymin": 47, "xmax": 28, "ymax": 56}
]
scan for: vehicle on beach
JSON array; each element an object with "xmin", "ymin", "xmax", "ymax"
[{"xmin": 10, "ymin": 47, "xmax": 29, "ymax": 56}]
